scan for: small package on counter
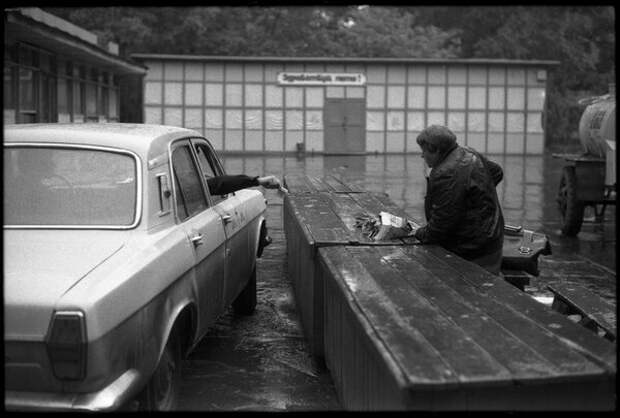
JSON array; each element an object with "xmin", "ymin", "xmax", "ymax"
[{"xmin": 355, "ymin": 211, "xmax": 419, "ymax": 241}]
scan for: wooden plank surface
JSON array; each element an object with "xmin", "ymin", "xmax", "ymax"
[
  {"xmin": 322, "ymin": 246, "xmax": 613, "ymax": 387},
  {"xmin": 547, "ymin": 282, "xmax": 616, "ymax": 339},
  {"xmin": 319, "ymin": 246, "xmax": 462, "ymax": 388},
  {"xmin": 284, "ymin": 192, "xmax": 418, "ymax": 246},
  {"xmin": 372, "ymin": 246, "xmax": 612, "ymax": 381},
  {"xmin": 284, "ymin": 173, "xmax": 365, "ymax": 194},
  {"xmin": 419, "ymin": 245, "xmax": 617, "ymax": 370},
  {"xmin": 318, "ymin": 245, "xmax": 616, "ymax": 409}
]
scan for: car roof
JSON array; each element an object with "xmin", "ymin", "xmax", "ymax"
[{"xmin": 3, "ymin": 123, "xmax": 202, "ymax": 161}]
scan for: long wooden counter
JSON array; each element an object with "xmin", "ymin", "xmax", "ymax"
[
  {"xmin": 319, "ymin": 245, "xmax": 615, "ymax": 409},
  {"xmin": 282, "ymin": 174, "xmax": 616, "ymax": 410},
  {"xmin": 283, "ymin": 185, "xmax": 415, "ymax": 357}
]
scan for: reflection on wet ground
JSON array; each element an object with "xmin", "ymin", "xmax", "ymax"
[{"xmin": 178, "ymin": 152, "xmax": 615, "ymax": 410}]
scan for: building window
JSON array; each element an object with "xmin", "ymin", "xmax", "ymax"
[
  {"xmin": 57, "ymin": 74, "xmax": 69, "ymax": 114},
  {"xmin": 4, "ymin": 65, "xmax": 15, "ymax": 115},
  {"xmin": 19, "ymin": 68, "xmax": 35, "ymax": 113},
  {"xmin": 86, "ymin": 69, "xmax": 98, "ymax": 120},
  {"xmin": 73, "ymin": 66, "xmax": 85, "ymax": 119},
  {"xmin": 109, "ymin": 88, "xmax": 118, "ymax": 120}
]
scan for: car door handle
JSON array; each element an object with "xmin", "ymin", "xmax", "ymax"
[
  {"xmin": 222, "ymin": 214, "xmax": 232, "ymax": 224},
  {"xmin": 190, "ymin": 234, "xmax": 204, "ymax": 246}
]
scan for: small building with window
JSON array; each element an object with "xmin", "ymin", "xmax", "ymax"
[
  {"xmin": 4, "ymin": 8, "xmax": 146, "ymax": 125},
  {"xmin": 132, "ymin": 54, "xmax": 559, "ymax": 155}
]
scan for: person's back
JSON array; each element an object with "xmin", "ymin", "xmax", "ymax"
[
  {"xmin": 427, "ymin": 145, "xmax": 504, "ymax": 262},
  {"xmin": 413, "ymin": 125, "xmax": 504, "ymax": 274}
]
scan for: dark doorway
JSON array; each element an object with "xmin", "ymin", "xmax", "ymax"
[{"xmin": 324, "ymin": 98, "xmax": 365, "ymax": 155}]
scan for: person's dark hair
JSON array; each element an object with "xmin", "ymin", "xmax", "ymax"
[{"xmin": 416, "ymin": 125, "xmax": 457, "ymax": 154}]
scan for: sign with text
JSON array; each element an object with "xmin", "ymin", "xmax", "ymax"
[{"xmin": 277, "ymin": 72, "xmax": 366, "ymax": 86}]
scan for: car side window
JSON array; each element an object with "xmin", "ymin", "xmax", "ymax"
[
  {"xmin": 171, "ymin": 144, "xmax": 208, "ymax": 221},
  {"xmin": 193, "ymin": 141, "xmax": 226, "ymax": 204}
]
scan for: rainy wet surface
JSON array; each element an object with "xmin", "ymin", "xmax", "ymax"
[{"xmin": 178, "ymin": 151, "xmax": 615, "ymax": 410}]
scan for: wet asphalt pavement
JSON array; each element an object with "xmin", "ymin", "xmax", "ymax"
[{"xmin": 177, "ymin": 151, "xmax": 616, "ymax": 411}]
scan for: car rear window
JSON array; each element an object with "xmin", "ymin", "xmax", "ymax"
[{"xmin": 4, "ymin": 146, "xmax": 138, "ymax": 227}]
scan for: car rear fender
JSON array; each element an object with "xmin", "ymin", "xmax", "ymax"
[
  {"xmin": 254, "ymin": 216, "xmax": 269, "ymax": 258},
  {"xmin": 139, "ymin": 285, "xmax": 199, "ymax": 381}
]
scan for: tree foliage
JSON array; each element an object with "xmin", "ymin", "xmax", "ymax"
[
  {"xmin": 46, "ymin": 6, "xmax": 614, "ymax": 145},
  {"xmin": 414, "ymin": 6, "xmax": 615, "ymax": 144}
]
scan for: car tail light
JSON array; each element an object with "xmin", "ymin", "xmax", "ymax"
[{"xmin": 46, "ymin": 311, "xmax": 87, "ymax": 380}]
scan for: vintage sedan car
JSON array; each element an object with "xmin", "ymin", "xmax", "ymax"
[{"xmin": 4, "ymin": 123, "xmax": 271, "ymax": 411}]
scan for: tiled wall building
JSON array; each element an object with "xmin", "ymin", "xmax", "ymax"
[
  {"xmin": 133, "ymin": 54, "xmax": 559, "ymax": 155},
  {"xmin": 4, "ymin": 8, "xmax": 146, "ymax": 125}
]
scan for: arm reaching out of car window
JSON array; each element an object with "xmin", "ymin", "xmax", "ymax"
[{"xmin": 207, "ymin": 174, "xmax": 282, "ymax": 196}]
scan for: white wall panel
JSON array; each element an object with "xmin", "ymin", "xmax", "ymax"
[
  {"xmin": 305, "ymin": 110, "xmax": 323, "ymax": 130},
  {"xmin": 184, "ymin": 63, "xmax": 203, "ymax": 81},
  {"xmin": 285, "ymin": 87, "xmax": 303, "ymax": 107},
  {"xmin": 145, "ymin": 82, "xmax": 162, "ymax": 104},
  {"xmin": 164, "ymin": 62, "xmax": 183, "ymax": 80},
  {"xmin": 265, "ymin": 85, "xmax": 283, "ymax": 107},
  {"xmin": 245, "ymin": 84, "xmax": 263, "ymax": 107},
  {"xmin": 265, "ymin": 110, "xmax": 283, "ymax": 130},
  {"xmin": 366, "ymin": 111, "xmax": 384, "ymax": 131},
  {"xmin": 205, "ymin": 109, "xmax": 222, "ymax": 129},
  {"xmin": 527, "ymin": 88, "xmax": 545, "ymax": 111},
  {"xmin": 306, "ymin": 131, "xmax": 324, "ymax": 152},
  {"xmin": 387, "ymin": 86, "xmax": 405, "ymax": 108},
  {"xmin": 226, "ymin": 109, "xmax": 242, "ymax": 129},
  {"xmin": 305, "ymin": 88, "xmax": 324, "ymax": 108},
  {"xmin": 163, "ymin": 82, "xmax": 182, "ymax": 105},
  {"xmin": 185, "ymin": 108, "xmax": 202, "ymax": 127},
  {"xmin": 407, "ymin": 111, "xmax": 425, "ymax": 131},
  {"xmin": 366, "ymin": 86, "xmax": 385, "ymax": 108},
  {"xmin": 163, "ymin": 107, "xmax": 182, "ymax": 126},
  {"xmin": 286, "ymin": 110, "xmax": 303, "ymax": 130},
  {"xmin": 144, "ymin": 106, "xmax": 161, "ymax": 124},
  {"xmin": 185, "ymin": 83, "xmax": 203, "ymax": 106},
  {"xmin": 427, "ymin": 111, "xmax": 446, "ymax": 126},
  {"xmin": 428, "ymin": 86, "xmax": 445, "ymax": 109},
  {"xmin": 245, "ymin": 109, "xmax": 263, "ymax": 130},
  {"xmin": 205, "ymin": 83, "xmax": 223, "ymax": 106},
  {"xmin": 387, "ymin": 111, "xmax": 405, "ymax": 131},
  {"xmin": 447, "ymin": 112, "xmax": 465, "ymax": 131},
  {"xmin": 448, "ymin": 86, "xmax": 466, "ymax": 109},
  {"xmin": 225, "ymin": 84, "xmax": 242, "ymax": 106}
]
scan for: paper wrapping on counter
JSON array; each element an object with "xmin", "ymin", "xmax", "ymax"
[{"xmin": 355, "ymin": 211, "xmax": 419, "ymax": 241}]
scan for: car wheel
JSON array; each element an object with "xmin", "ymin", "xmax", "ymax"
[
  {"xmin": 232, "ymin": 266, "xmax": 257, "ymax": 315},
  {"xmin": 138, "ymin": 332, "xmax": 182, "ymax": 411}
]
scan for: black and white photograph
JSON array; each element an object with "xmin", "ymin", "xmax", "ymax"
[{"xmin": 3, "ymin": 4, "xmax": 616, "ymax": 411}]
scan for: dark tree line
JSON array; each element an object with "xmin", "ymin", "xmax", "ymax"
[{"xmin": 46, "ymin": 6, "xmax": 615, "ymax": 146}]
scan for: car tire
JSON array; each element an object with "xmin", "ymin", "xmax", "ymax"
[
  {"xmin": 232, "ymin": 266, "xmax": 257, "ymax": 315},
  {"xmin": 138, "ymin": 331, "xmax": 182, "ymax": 411}
]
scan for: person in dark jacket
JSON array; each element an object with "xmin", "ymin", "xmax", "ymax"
[
  {"xmin": 207, "ymin": 174, "xmax": 281, "ymax": 195},
  {"xmin": 412, "ymin": 125, "xmax": 505, "ymax": 274}
]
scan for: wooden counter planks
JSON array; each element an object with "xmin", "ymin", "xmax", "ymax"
[
  {"xmin": 282, "ymin": 174, "xmax": 616, "ymax": 410},
  {"xmin": 283, "ymin": 185, "xmax": 418, "ymax": 357},
  {"xmin": 319, "ymin": 245, "xmax": 616, "ymax": 410}
]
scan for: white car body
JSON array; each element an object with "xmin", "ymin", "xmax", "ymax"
[{"xmin": 4, "ymin": 123, "xmax": 269, "ymax": 411}]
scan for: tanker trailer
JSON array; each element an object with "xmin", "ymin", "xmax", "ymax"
[{"xmin": 553, "ymin": 83, "xmax": 616, "ymax": 236}]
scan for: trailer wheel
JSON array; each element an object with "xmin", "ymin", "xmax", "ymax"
[{"xmin": 557, "ymin": 166, "xmax": 584, "ymax": 236}]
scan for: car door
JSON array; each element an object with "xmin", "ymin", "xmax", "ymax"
[
  {"xmin": 190, "ymin": 138, "xmax": 251, "ymax": 306},
  {"xmin": 170, "ymin": 139, "xmax": 226, "ymax": 337}
]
